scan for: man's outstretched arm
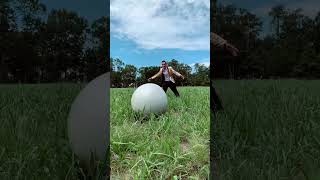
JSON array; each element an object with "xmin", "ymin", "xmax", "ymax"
[
  {"xmin": 211, "ymin": 32, "xmax": 227, "ymax": 48},
  {"xmin": 171, "ymin": 67, "xmax": 185, "ymax": 79},
  {"xmin": 148, "ymin": 68, "xmax": 162, "ymax": 81},
  {"xmin": 211, "ymin": 32, "xmax": 239, "ymax": 56}
]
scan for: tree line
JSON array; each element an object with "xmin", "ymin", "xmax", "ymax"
[
  {"xmin": 1, "ymin": 1, "xmax": 319, "ymax": 83},
  {"xmin": 212, "ymin": 1, "xmax": 320, "ymax": 79},
  {"xmin": 0, "ymin": 0, "xmax": 108, "ymax": 83},
  {"xmin": 111, "ymin": 58, "xmax": 210, "ymax": 87}
]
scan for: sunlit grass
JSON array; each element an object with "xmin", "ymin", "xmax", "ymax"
[{"xmin": 110, "ymin": 87, "xmax": 210, "ymax": 179}]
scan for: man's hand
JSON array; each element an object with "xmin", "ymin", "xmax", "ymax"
[
  {"xmin": 181, "ymin": 75, "xmax": 185, "ymax": 80},
  {"xmin": 147, "ymin": 78, "xmax": 152, "ymax": 82}
]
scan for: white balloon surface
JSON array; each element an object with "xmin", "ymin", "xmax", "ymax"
[
  {"xmin": 68, "ymin": 72, "xmax": 110, "ymax": 166},
  {"xmin": 131, "ymin": 83, "xmax": 168, "ymax": 115}
]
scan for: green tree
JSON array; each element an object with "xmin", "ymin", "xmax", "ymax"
[
  {"xmin": 91, "ymin": 16, "xmax": 109, "ymax": 72},
  {"xmin": 138, "ymin": 66, "xmax": 161, "ymax": 86},
  {"xmin": 44, "ymin": 9, "xmax": 88, "ymax": 81},
  {"xmin": 111, "ymin": 58, "xmax": 125, "ymax": 87},
  {"xmin": 122, "ymin": 65, "xmax": 137, "ymax": 87},
  {"xmin": 269, "ymin": 5, "xmax": 287, "ymax": 39},
  {"xmin": 192, "ymin": 63, "xmax": 210, "ymax": 86},
  {"xmin": 167, "ymin": 59, "xmax": 192, "ymax": 86},
  {"xmin": 81, "ymin": 48, "xmax": 107, "ymax": 82},
  {"xmin": 314, "ymin": 12, "xmax": 320, "ymax": 54},
  {"xmin": 13, "ymin": 0, "xmax": 46, "ymax": 32},
  {"xmin": 0, "ymin": 0, "xmax": 16, "ymax": 82},
  {"xmin": 0, "ymin": 0, "xmax": 16, "ymax": 32}
]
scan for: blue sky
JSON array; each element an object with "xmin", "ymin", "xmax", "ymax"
[{"xmin": 110, "ymin": 0, "xmax": 210, "ymax": 68}]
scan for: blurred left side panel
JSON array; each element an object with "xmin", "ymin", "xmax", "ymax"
[{"xmin": 0, "ymin": 0, "xmax": 110, "ymax": 179}]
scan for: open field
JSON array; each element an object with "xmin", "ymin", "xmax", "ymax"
[
  {"xmin": 110, "ymin": 87, "xmax": 210, "ymax": 179},
  {"xmin": 0, "ymin": 84, "xmax": 90, "ymax": 179},
  {"xmin": 213, "ymin": 80, "xmax": 320, "ymax": 180},
  {"xmin": 1, "ymin": 80, "xmax": 320, "ymax": 179}
]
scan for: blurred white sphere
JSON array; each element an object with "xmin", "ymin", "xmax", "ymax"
[
  {"xmin": 68, "ymin": 72, "xmax": 110, "ymax": 166},
  {"xmin": 131, "ymin": 83, "xmax": 168, "ymax": 115}
]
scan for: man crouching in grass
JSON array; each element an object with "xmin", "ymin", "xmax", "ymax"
[{"xmin": 148, "ymin": 60, "xmax": 185, "ymax": 97}]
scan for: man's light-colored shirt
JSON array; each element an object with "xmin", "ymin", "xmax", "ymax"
[{"xmin": 163, "ymin": 68, "xmax": 171, "ymax": 82}]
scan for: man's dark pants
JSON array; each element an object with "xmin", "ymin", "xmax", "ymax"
[{"xmin": 162, "ymin": 81, "xmax": 180, "ymax": 97}]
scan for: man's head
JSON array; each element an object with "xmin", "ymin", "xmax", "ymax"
[{"xmin": 161, "ymin": 60, "xmax": 167, "ymax": 68}]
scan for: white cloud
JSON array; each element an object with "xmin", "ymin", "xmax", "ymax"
[{"xmin": 110, "ymin": 0, "xmax": 210, "ymax": 51}]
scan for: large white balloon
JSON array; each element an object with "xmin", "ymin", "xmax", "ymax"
[
  {"xmin": 68, "ymin": 72, "xmax": 110, "ymax": 167},
  {"xmin": 131, "ymin": 83, "xmax": 168, "ymax": 115}
]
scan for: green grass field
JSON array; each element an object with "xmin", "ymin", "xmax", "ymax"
[
  {"xmin": 213, "ymin": 80, "xmax": 320, "ymax": 180},
  {"xmin": 110, "ymin": 87, "xmax": 210, "ymax": 179},
  {"xmin": 1, "ymin": 80, "xmax": 320, "ymax": 180},
  {"xmin": 0, "ymin": 84, "xmax": 88, "ymax": 179}
]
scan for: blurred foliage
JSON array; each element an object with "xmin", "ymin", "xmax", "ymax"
[
  {"xmin": 0, "ymin": 0, "xmax": 109, "ymax": 83},
  {"xmin": 1, "ymin": 1, "xmax": 320, "ymax": 83},
  {"xmin": 212, "ymin": 2, "xmax": 320, "ymax": 79}
]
